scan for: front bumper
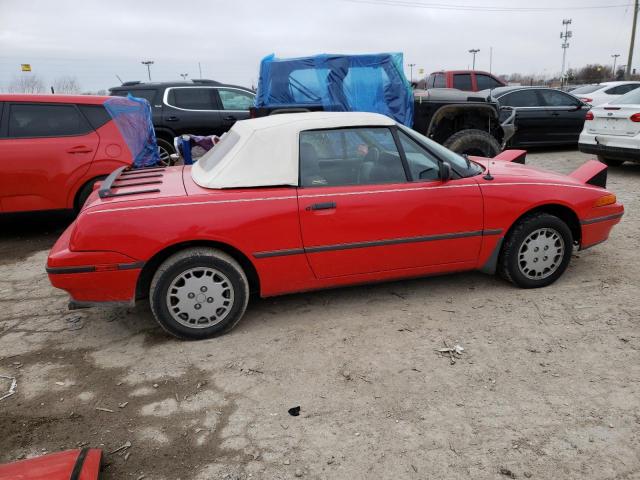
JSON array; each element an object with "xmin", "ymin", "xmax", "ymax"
[
  {"xmin": 47, "ymin": 223, "xmax": 142, "ymax": 304},
  {"xmin": 579, "ymin": 208, "xmax": 624, "ymax": 250},
  {"xmin": 579, "ymin": 132, "xmax": 640, "ymax": 161}
]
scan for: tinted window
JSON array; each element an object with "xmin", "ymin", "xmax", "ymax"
[
  {"xmin": 167, "ymin": 88, "xmax": 215, "ymax": 110},
  {"xmin": 605, "ymin": 84, "xmax": 640, "ymax": 95},
  {"xmin": 78, "ymin": 105, "xmax": 111, "ymax": 129},
  {"xmin": 427, "ymin": 74, "xmax": 436, "ymax": 88},
  {"xmin": 538, "ymin": 89, "xmax": 580, "ymax": 107},
  {"xmin": 571, "ymin": 84, "xmax": 602, "ymax": 94},
  {"xmin": 217, "ymin": 89, "xmax": 255, "ymax": 110},
  {"xmin": 434, "ymin": 73, "xmax": 446, "ymax": 88},
  {"xmin": 499, "ymin": 90, "xmax": 540, "ymax": 107},
  {"xmin": 112, "ymin": 88, "xmax": 157, "ymax": 104},
  {"xmin": 398, "ymin": 131, "xmax": 440, "ymax": 181},
  {"xmin": 300, "ymin": 127, "xmax": 406, "ymax": 187},
  {"xmin": 8, "ymin": 104, "xmax": 91, "ymax": 138},
  {"xmin": 476, "ymin": 74, "xmax": 502, "ymax": 90},
  {"xmin": 453, "ymin": 74, "xmax": 473, "ymax": 91}
]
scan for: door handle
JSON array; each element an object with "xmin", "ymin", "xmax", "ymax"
[
  {"xmin": 551, "ymin": 112, "xmax": 560, "ymax": 116},
  {"xmin": 166, "ymin": 116, "xmax": 179, "ymax": 121},
  {"xmin": 223, "ymin": 115, "xmax": 236, "ymax": 121},
  {"xmin": 306, "ymin": 202, "xmax": 336, "ymax": 211},
  {"xmin": 66, "ymin": 146, "xmax": 93, "ymax": 154}
]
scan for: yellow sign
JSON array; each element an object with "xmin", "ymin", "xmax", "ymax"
[
  {"xmin": 418, "ymin": 68, "xmax": 424, "ymax": 75},
  {"xmin": 21, "ymin": 64, "xmax": 31, "ymax": 72}
]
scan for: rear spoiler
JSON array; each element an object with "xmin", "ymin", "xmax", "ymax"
[
  {"xmin": 493, "ymin": 149, "xmax": 526, "ymax": 164},
  {"xmin": 569, "ymin": 160, "xmax": 607, "ymax": 188}
]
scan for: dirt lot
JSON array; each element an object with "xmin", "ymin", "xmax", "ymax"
[{"xmin": 0, "ymin": 149, "xmax": 638, "ymax": 480}]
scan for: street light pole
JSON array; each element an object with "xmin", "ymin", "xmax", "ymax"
[
  {"xmin": 468, "ymin": 49, "xmax": 480, "ymax": 70},
  {"xmin": 612, "ymin": 54, "xmax": 620, "ymax": 79},
  {"xmin": 141, "ymin": 60, "xmax": 154, "ymax": 82},
  {"xmin": 560, "ymin": 19, "xmax": 572, "ymax": 87},
  {"xmin": 627, "ymin": 0, "xmax": 639, "ymax": 79},
  {"xmin": 180, "ymin": 73, "xmax": 189, "ymax": 81},
  {"xmin": 407, "ymin": 63, "xmax": 416, "ymax": 83}
]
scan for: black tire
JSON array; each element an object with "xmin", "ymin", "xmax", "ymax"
[
  {"xmin": 443, "ymin": 129, "xmax": 501, "ymax": 157},
  {"xmin": 74, "ymin": 176, "xmax": 106, "ymax": 213},
  {"xmin": 498, "ymin": 213, "xmax": 573, "ymax": 289},
  {"xmin": 597, "ymin": 155, "xmax": 624, "ymax": 167},
  {"xmin": 156, "ymin": 137, "xmax": 176, "ymax": 166},
  {"xmin": 150, "ymin": 248, "xmax": 249, "ymax": 340}
]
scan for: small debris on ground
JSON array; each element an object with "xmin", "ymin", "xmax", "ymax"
[
  {"xmin": 95, "ymin": 407, "xmax": 114, "ymax": 413},
  {"xmin": 499, "ymin": 467, "xmax": 517, "ymax": 478},
  {"xmin": 288, "ymin": 406, "xmax": 301, "ymax": 416},
  {"xmin": 438, "ymin": 341, "xmax": 464, "ymax": 364},
  {"xmin": 110, "ymin": 440, "xmax": 132, "ymax": 455},
  {"xmin": 0, "ymin": 375, "xmax": 17, "ymax": 401}
]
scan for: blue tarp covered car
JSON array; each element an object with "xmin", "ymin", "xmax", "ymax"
[{"xmin": 254, "ymin": 52, "xmax": 414, "ymax": 126}]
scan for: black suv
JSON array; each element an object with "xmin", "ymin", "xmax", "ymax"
[{"xmin": 109, "ymin": 79, "xmax": 255, "ymax": 161}]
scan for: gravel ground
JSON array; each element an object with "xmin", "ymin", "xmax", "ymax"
[{"xmin": 0, "ymin": 149, "xmax": 638, "ymax": 480}]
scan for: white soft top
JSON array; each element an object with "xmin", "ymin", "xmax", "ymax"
[{"xmin": 191, "ymin": 111, "xmax": 395, "ymax": 189}]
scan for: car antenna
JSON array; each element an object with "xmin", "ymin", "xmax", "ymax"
[{"xmin": 483, "ymin": 158, "xmax": 494, "ymax": 181}]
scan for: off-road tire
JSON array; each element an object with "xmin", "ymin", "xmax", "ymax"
[
  {"xmin": 498, "ymin": 213, "xmax": 573, "ymax": 289},
  {"xmin": 443, "ymin": 129, "xmax": 501, "ymax": 157},
  {"xmin": 150, "ymin": 248, "xmax": 249, "ymax": 340},
  {"xmin": 74, "ymin": 176, "xmax": 106, "ymax": 213},
  {"xmin": 597, "ymin": 156, "xmax": 624, "ymax": 167}
]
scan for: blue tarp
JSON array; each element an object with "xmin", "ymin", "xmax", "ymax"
[
  {"xmin": 104, "ymin": 95, "xmax": 159, "ymax": 168},
  {"xmin": 255, "ymin": 53, "xmax": 414, "ymax": 126}
]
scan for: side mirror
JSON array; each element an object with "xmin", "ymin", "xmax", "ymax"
[{"xmin": 439, "ymin": 161, "xmax": 452, "ymax": 182}]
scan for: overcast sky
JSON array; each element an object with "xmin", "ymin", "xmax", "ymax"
[{"xmin": 0, "ymin": 0, "xmax": 636, "ymax": 92}]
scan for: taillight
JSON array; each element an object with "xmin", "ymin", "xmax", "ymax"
[
  {"xmin": 630, "ymin": 113, "xmax": 640, "ymax": 122},
  {"xmin": 580, "ymin": 97, "xmax": 593, "ymax": 103},
  {"xmin": 594, "ymin": 194, "xmax": 616, "ymax": 207},
  {"xmin": 585, "ymin": 111, "xmax": 594, "ymax": 121}
]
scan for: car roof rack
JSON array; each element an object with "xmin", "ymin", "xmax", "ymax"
[
  {"xmin": 192, "ymin": 79, "xmax": 221, "ymax": 85},
  {"xmin": 98, "ymin": 165, "xmax": 165, "ymax": 199},
  {"xmin": 121, "ymin": 81, "xmax": 142, "ymax": 86}
]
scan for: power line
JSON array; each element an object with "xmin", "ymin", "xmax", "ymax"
[{"xmin": 340, "ymin": 0, "xmax": 632, "ymax": 12}]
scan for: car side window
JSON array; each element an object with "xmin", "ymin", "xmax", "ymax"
[
  {"xmin": 434, "ymin": 73, "xmax": 446, "ymax": 88},
  {"xmin": 453, "ymin": 74, "xmax": 473, "ymax": 91},
  {"xmin": 8, "ymin": 104, "xmax": 91, "ymax": 138},
  {"xmin": 499, "ymin": 90, "xmax": 540, "ymax": 107},
  {"xmin": 538, "ymin": 89, "xmax": 580, "ymax": 107},
  {"xmin": 605, "ymin": 84, "xmax": 640, "ymax": 95},
  {"xmin": 167, "ymin": 88, "xmax": 215, "ymax": 110},
  {"xmin": 397, "ymin": 130, "xmax": 440, "ymax": 181},
  {"xmin": 112, "ymin": 88, "xmax": 157, "ymax": 104},
  {"xmin": 300, "ymin": 127, "xmax": 407, "ymax": 187},
  {"xmin": 217, "ymin": 89, "xmax": 255, "ymax": 110},
  {"xmin": 476, "ymin": 74, "xmax": 502, "ymax": 90}
]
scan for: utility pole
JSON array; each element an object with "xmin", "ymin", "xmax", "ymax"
[
  {"xmin": 198, "ymin": 62, "xmax": 203, "ymax": 78},
  {"xmin": 612, "ymin": 54, "xmax": 620, "ymax": 79},
  {"xmin": 560, "ymin": 19, "xmax": 572, "ymax": 87},
  {"xmin": 468, "ymin": 49, "xmax": 480, "ymax": 70},
  {"xmin": 489, "ymin": 46, "xmax": 493, "ymax": 73},
  {"xmin": 180, "ymin": 73, "xmax": 189, "ymax": 81},
  {"xmin": 141, "ymin": 60, "xmax": 154, "ymax": 81},
  {"xmin": 407, "ymin": 63, "xmax": 416, "ymax": 83},
  {"xmin": 627, "ymin": 0, "xmax": 639, "ymax": 79}
]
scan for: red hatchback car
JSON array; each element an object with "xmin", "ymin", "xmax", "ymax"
[
  {"xmin": 47, "ymin": 112, "xmax": 623, "ymax": 340},
  {"xmin": 0, "ymin": 94, "xmax": 135, "ymax": 213}
]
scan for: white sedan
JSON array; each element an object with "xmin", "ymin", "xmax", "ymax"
[
  {"xmin": 571, "ymin": 81, "xmax": 640, "ymax": 106},
  {"xmin": 578, "ymin": 87, "xmax": 640, "ymax": 166}
]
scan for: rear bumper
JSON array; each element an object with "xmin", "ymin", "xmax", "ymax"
[
  {"xmin": 47, "ymin": 223, "xmax": 142, "ymax": 304},
  {"xmin": 579, "ymin": 133, "xmax": 640, "ymax": 161}
]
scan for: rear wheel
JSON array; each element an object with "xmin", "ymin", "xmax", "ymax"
[
  {"xmin": 443, "ymin": 129, "xmax": 501, "ymax": 157},
  {"xmin": 597, "ymin": 156, "xmax": 624, "ymax": 167},
  {"xmin": 150, "ymin": 248, "xmax": 249, "ymax": 340},
  {"xmin": 74, "ymin": 176, "xmax": 106, "ymax": 213},
  {"xmin": 156, "ymin": 138, "xmax": 176, "ymax": 166},
  {"xmin": 499, "ymin": 213, "xmax": 573, "ymax": 288}
]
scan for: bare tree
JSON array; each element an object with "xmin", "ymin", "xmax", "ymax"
[
  {"xmin": 53, "ymin": 76, "xmax": 81, "ymax": 94},
  {"xmin": 7, "ymin": 75, "xmax": 45, "ymax": 93}
]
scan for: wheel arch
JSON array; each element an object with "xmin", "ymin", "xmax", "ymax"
[
  {"xmin": 72, "ymin": 174, "xmax": 108, "ymax": 211},
  {"xmin": 136, "ymin": 240, "xmax": 261, "ymax": 301},
  {"xmin": 503, "ymin": 203, "xmax": 582, "ymax": 247},
  {"xmin": 427, "ymin": 104, "xmax": 500, "ymax": 144}
]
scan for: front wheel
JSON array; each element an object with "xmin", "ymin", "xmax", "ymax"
[
  {"xmin": 443, "ymin": 129, "xmax": 501, "ymax": 157},
  {"xmin": 499, "ymin": 213, "xmax": 573, "ymax": 288},
  {"xmin": 150, "ymin": 248, "xmax": 249, "ymax": 340},
  {"xmin": 597, "ymin": 156, "xmax": 624, "ymax": 167},
  {"xmin": 156, "ymin": 138, "xmax": 176, "ymax": 166}
]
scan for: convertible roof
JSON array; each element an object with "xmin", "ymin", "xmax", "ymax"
[{"xmin": 191, "ymin": 111, "xmax": 395, "ymax": 189}]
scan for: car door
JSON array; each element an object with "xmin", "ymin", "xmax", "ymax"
[
  {"xmin": 162, "ymin": 87, "xmax": 223, "ymax": 136},
  {"xmin": 296, "ymin": 126, "xmax": 483, "ymax": 279},
  {"xmin": 537, "ymin": 89, "xmax": 587, "ymax": 143},
  {"xmin": 497, "ymin": 89, "xmax": 548, "ymax": 146},
  {"xmin": 214, "ymin": 88, "xmax": 255, "ymax": 132},
  {"xmin": 0, "ymin": 102, "xmax": 99, "ymax": 212}
]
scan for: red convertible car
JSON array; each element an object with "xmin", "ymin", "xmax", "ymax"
[{"xmin": 47, "ymin": 112, "xmax": 623, "ymax": 339}]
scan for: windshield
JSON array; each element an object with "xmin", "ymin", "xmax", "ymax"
[
  {"xmin": 571, "ymin": 84, "xmax": 602, "ymax": 94},
  {"xmin": 397, "ymin": 124, "xmax": 483, "ymax": 178},
  {"xmin": 611, "ymin": 87, "xmax": 640, "ymax": 105}
]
